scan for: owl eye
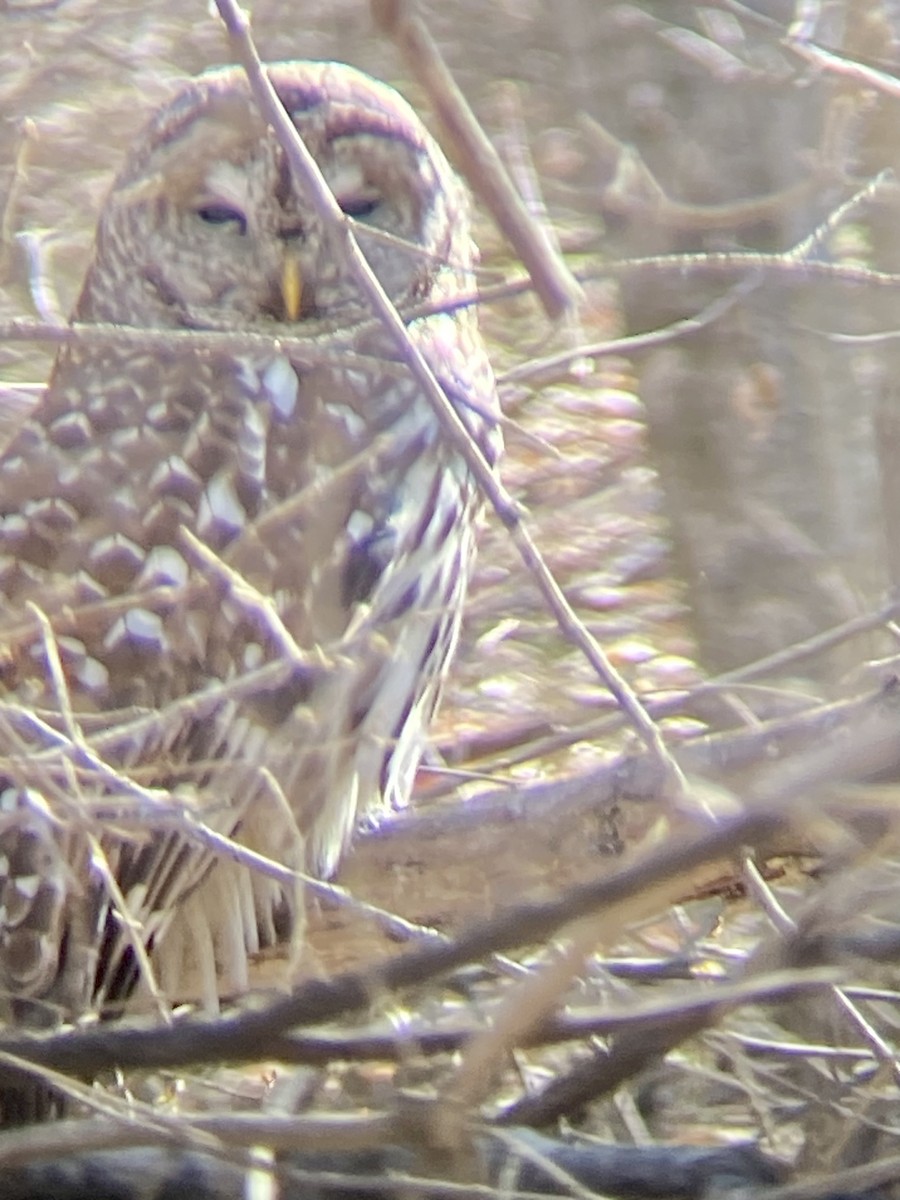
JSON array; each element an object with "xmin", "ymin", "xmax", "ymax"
[
  {"xmin": 338, "ymin": 194, "xmax": 381, "ymax": 221},
  {"xmin": 196, "ymin": 204, "xmax": 248, "ymax": 235}
]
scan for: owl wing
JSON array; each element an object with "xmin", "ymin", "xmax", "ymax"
[
  {"xmin": 256, "ymin": 315, "xmax": 501, "ymax": 876},
  {"xmin": 0, "ymin": 344, "xmax": 318, "ymax": 1017}
]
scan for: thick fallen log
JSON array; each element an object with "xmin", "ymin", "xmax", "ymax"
[{"xmin": 1, "ymin": 1129, "xmax": 789, "ymax": 1200}]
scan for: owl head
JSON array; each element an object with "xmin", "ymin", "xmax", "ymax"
[{"xmin": 77, "ymin": 61, "xmax": 473, "ymax": 332}]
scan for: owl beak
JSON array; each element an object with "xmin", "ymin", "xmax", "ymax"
[{"xmin": 281, "ymin": 253, "xmax": 303, "ymax": 322}]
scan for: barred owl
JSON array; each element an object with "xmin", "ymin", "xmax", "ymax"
[{"xmin": 0, "ymin": 60, "xmax": 499, "ymax": 1052}]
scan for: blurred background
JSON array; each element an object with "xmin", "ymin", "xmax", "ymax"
[{"xmin": 6, "ymin": 0, "xmax": 900, "ymax": 1171}]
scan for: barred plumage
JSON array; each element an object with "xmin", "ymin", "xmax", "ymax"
[{"xmin": 0, "ymin": 61, "xmax": 499, "ymax": 1069}]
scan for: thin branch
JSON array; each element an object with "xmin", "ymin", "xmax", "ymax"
[
  {"xmin": 786, "ymin": 30, "xmax": 900, "ymax": 98},
  {"xmin": 212, "ymin": 0, "xmax": 686, "ymax": 796},
  {"xmin": 0, "ymin": 807, "xmax": 782, "ymax": 1080},
  {"xmin": 373, "ymin": 0, "xmax": 582, "ymax": 319}
]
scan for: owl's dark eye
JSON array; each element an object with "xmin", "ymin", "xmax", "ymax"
[
  {"xmin": 338, "ymin": 195, "xmax": 381, "ymax": 220},
  {"xmin": 196, "ymin": 204, "xmax": 248, "ymax": 235}
]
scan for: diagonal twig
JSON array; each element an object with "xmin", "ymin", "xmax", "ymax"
[{"xmin": 212, "ymin": 0, "xmax": 686, "ymax": 799}]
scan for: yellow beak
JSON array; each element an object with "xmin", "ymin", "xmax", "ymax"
[{"xmin": 281, "ymin": 253, "xmax": 302, "ymax": 321}]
